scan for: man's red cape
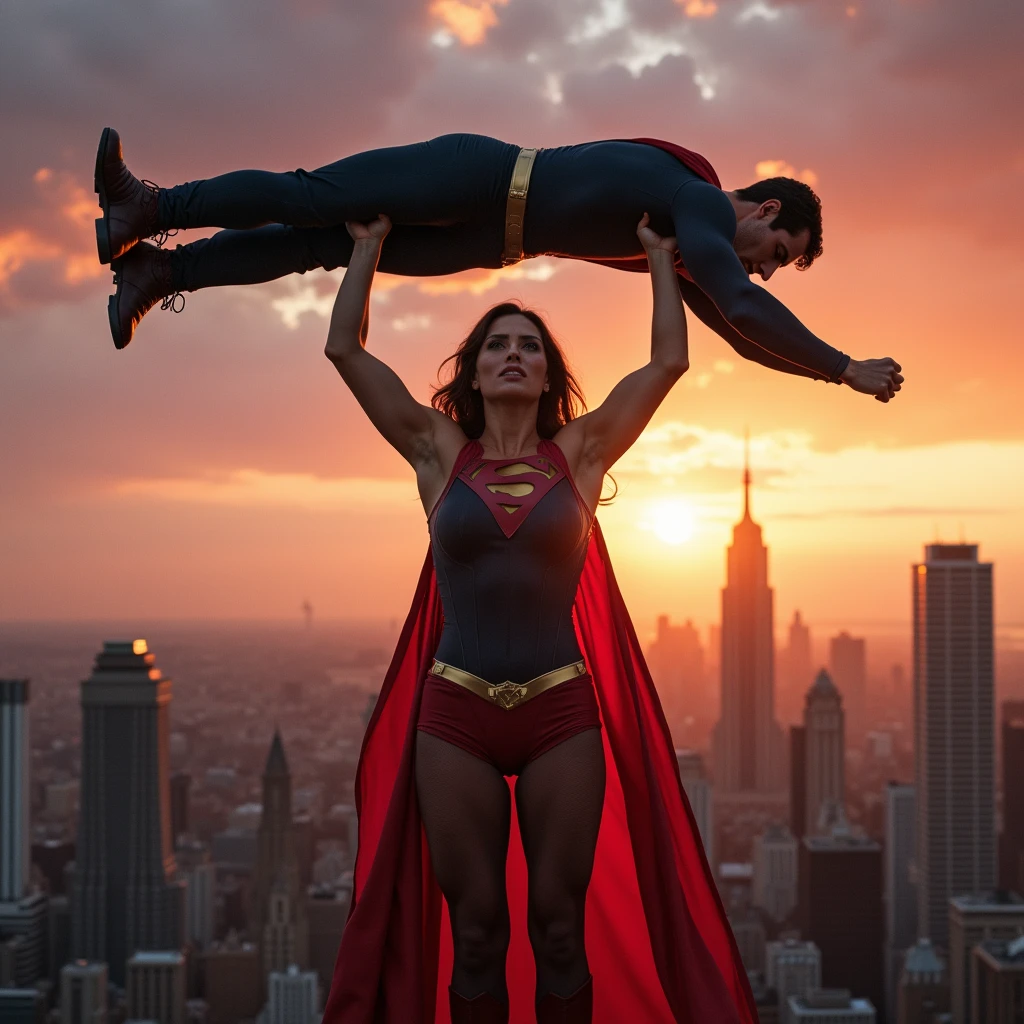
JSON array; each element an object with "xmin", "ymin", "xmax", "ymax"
[
  {"xmin": 581, "ymin": 138, "xmax": 722, "ymax": 282},
  {"xmin": 323, "ymin": 441, "xmax": 758, "ymax": 1023}
]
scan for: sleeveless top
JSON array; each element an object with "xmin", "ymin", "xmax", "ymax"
[{"xmin": 428, "ymin": 439, "xmax": 593, "ymax": 685}]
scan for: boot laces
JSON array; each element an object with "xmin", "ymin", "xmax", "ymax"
[
  {"xmin": 141, "ymin": 179, "xmax": 179, "ymax": 249},
  {"xmin": 160, "ymin": 292, "xmax": 185, "ymax": 313}
]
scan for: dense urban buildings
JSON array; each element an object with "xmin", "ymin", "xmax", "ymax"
[
  {"xmin": 803, "ymin": 670, "xmax": 846, "ymax": 837},
  {"xmin": 1000, "ymin": 700, "xmax": 1024, "ymax": 892},
  {"xmin": 912, "ymin": 543, "xmax": 996, "ymax": 949},
  {"xmin": 884, "ymin": 782, "xmax": 917, "ymax": 1022}
]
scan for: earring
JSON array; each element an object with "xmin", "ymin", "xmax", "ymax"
[
  {"xmin": 543, "ymin": 383, "xmax": 550, "ymax": 392},
  {"xmin": 472, "ymin": 381, "xmax": 479, "ymax": 390}
]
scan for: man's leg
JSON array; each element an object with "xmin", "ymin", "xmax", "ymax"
[
  {"xmin": 157, "ymin": 134, "xmax": 519, "ymax": 233},
  {"xmin": 170, "ymin": 217, "xmax": 507, "ymax": 292}
]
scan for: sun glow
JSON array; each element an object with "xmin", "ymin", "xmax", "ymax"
[{"xmin": 640, "ymin": 498, "xmax": 698, "ymax": 547}]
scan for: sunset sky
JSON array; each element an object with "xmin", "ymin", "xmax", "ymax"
[{"xmin": 2, "ymin": 0, "xmax": 1021, "ymax": 644}]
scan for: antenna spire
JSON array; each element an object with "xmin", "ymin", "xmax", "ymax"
[{"xmin": 743, "ymin": 428, "xmax": 752, "ymax": 520}]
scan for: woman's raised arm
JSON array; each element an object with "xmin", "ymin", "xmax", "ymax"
[
  {"xmin": 324, "ymin": 216, "xmax": 462, "ymax": 473},
  {"xmin": 556, "ymin": 214, "xmax": 689, "ymax": 504}
]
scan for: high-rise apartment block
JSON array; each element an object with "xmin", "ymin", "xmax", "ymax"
[
  {"xmin": 896, "ymin": 938, "xmax": 949, "ymax": 1024},
  {"xmin": 971, "ymin": 936, "xmax": 1024, "ymax": 1023},
  {"xmin": 766, "ymin": 938, "xmax": 821, "ymax": 1024},
  {"xmin": 913, "ymin": 544, "xmax": 995, "ymax": 949},
  {"xmin": 947, "ymin": 891, "xmax": 1024, "ymax": 1024},
  {"xmin": 713, "ymin": 454, "xmax": 785, "ymax": 794},
  {"xmin": 126, "ymin": 950, "xmax": 186, "ymax": 1024},
  {"xmin": 753, "ymin": 824, "xmax": 798, "ymax": 923},
  {"xmin": 264, "ymin": 964, "xmax": 320, "ymax": 1024},
  {"xmin": 60, "ymin": 960, "xmax": 108, "ymax": 1024},
  {"xmin": 72, "ymin": 641, "xmax": 185, "ymax": 985},
  {"xmin": 800, "ymin": 825, "xmax": 885, "ymax": 1018}
]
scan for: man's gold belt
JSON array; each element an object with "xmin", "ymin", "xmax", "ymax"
[
  {"xmin": 429, "ymin": 659, "xmax": 587, "ymax": 710},
  {"xmin": 501, "ymin": 146, "xmax": 538, "ymax": 267}
]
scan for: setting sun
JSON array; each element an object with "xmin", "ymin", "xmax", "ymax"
[{"xmin": 640, "ymin": 498, "xmax": 698, "ymax": 547}]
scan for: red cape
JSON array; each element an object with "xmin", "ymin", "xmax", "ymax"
[
  {"xmin": 324, "ymin": 441, "xmax": 757, "ymax": 1023},
  {"xmin": 581, "ymin": 137, "xmax": 722, "ymax": 282}
]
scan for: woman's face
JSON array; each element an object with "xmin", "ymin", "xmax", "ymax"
[{"xmin": 473, "ymin": 313, "xmax": 549, "ymax": 404}]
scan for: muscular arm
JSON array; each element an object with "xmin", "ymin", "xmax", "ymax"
[
  {"xmin": 557, "ymin": 216, "xmax": 688, "ymax": 502},
  {"xmin": 671, "ymin": 180, "xmax": 850, "ymax": 381},
  {"xmin": 674, "ymin": 275, "xmax": 824, "ymax": 381}
]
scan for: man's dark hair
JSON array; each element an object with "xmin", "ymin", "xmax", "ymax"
[{"xmin": 734, "ymin": 177, "xmax": 823, "ymax": 270}]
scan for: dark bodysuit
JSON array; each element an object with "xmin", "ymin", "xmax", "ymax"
[
  {"xmin": 158, "ymin": 133, "xmax": 849, "ymax": 382},
  {"xmin": 415, "ymin": 442, "xmax": 603, "ymax": 776}
]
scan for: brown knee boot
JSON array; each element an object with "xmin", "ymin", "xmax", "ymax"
[
  {"xmin": 449, "ymin": 986, "xmax": 509, "ymax": 1024},
  {"xmin": 535, "ymin": 975, "xmax": 593, "ymax": 1024}
]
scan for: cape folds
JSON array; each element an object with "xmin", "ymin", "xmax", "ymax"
[{"xmin": 323, "ymin": 440, "xmax": 757, "ymax": 1022}]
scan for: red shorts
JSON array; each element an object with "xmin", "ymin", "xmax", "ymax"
[{"xmin": 416, "ymin": 670, "xmax": 603, "ymax": 776}]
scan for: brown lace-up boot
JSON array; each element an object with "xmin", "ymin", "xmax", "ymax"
[
  {"xmin": 535, "ymin": 975, "xmax": 593, "ymax": 1024},
  {"xmin": 107, "ymin": 241, "xmax": 180, "ymax": 350},
  {"xmin": 94, "ymin": 127, "xmax": 165, "ymax": 264},
  {"xmin": 448, "ymin": 987, "xmax": 509, "ymax": 1024}
]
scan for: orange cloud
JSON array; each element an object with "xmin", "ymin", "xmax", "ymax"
[
  {"xmin": 754, "ymin": 160, "xmax": 819, "ymax": 187},
  {"xmin": 678, "ymin": 0, "xmax": 718, "ymax": 18},
  {"xmin": 430, "ymin": 0, "xmax": 510, "ymax": 45},
  {"xmin": 0, "ymin": 230, "xmax": 60, "ymax": 288}
]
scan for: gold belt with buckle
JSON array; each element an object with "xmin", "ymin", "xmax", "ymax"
[
  {"xmin": 429, "ymin": 659, "xmax": 587, "ymax": 710},
  {"xmin": 501, "ymin": 146, "xmax": 539, "ymax": 267}
]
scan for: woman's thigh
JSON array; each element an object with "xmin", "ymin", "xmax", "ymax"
[
  {"xmin": 514, "ymin": 728, "xmax": 606, "ymax": 903},
  {"xmin": 414, "ymin": 729, "xmax": 512, "ymax": 908}
]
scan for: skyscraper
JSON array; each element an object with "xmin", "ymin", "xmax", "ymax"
[
  {"xmin": 251, "ymin": 730, "xmax": 309, "ymax": 974},
  {"xmin": 884, "ymin": 783, "xmax": 917, "ymax": 1024},
  {"xmin": 60, "ymin": 960, "xmax": 108, "ymax": 1024},
  {"xmin": 72, "ymin": 641, "xmax": 185, "ymax": 985},
  {"xmin": 799, "ymin": 818, "xmax": 885, "ymax": 1018},
  {"xmin": 126, "ymin": 950, "xmax": 186, "ymax": 1024},
  {"xmin": 790, "ymin": 724, "xmax": 807, "ymax": 841},
  {"xmin": 713, "ymin": 447, "xmax": 785, "ymax": 794},
  {"xmin": 913, "ymin": 544, "xmax": 995, "ymax": 949},
  {"xmin": 648, "ymin": 617, "xmax": 707, "ymax": 744},
  {"xmin": 0, "ymin": 678, "xmax": 47, "ymax": 987},
  {"xmin": 829, "ymin": 632, "xmax": 867, "ymax": 739},
  {"xmin": 1000, "ymin": 701, "xmax": 1024, "ymax": 892},
  {"xmin": 265, "ymin": 963, "xmax": 320, "ymax": 1024},
  {"xmin": 766, "ymin": 938, "xmax": 821, "ymax": 1024},
  {"xmin": 753, "ymin": 823, "xmax": 798, "ymax": 923},
  {"xmin": 804, "ymin": 670, "xmax": 845, "ymax": 837},
  {"xmin": 779, "ymin": 611, "xmax": 813, "ymax": 725},
  {"xmin": 1, "ymin": 679, "xmax": 30, "ymax": 904}
]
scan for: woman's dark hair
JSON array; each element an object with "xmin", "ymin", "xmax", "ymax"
[
  {"xmin": 733, "ymin": 176, "xmax": 823, "ymax": 270},
  {"xmin": 432, "ymin": 302, "xmax": 586, "ymax": 439}
]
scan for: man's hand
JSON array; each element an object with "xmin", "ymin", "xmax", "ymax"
[{"xmin": 840, "ymin": 357, "xmax": 904, "ymax": 402}]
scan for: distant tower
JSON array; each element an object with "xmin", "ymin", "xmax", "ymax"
[
  {"xmin": 126, "ymin": 951, "xmax": 186, "ymax": 1024},
  {"xmin": 829, "ymin": 632, "xmax": 866, "ymax": 739},
  {"xmin": 251, "ymin": 730, "xmax": 309, "ymax": 974},
  {"xmin": 790, "ymin": 724, "xmax": 807, "ymax": 841},
  {"xmin": 0, "ymin": 678, "xmax": 47, "ymax": 987},
  {"xmin": 884, "ymin": 782, "xmax": 918, "ymax": 1023},
  {"xmin": 72, "ymin": 641, "xmax": 184, "ymax": 985},
  {"xmin": 779, "ymin": 611, "xmax": 813, "ymax": 724},
  {"xmin": 803, "ymin": 670, "xmax": 845, "ymax": 836},
  {"xmin": 713, "ymin": 441, "xmax": 785, "ymax": 794},
  {"xmin": 265, "ymin": 964, "xmax": 320, "ymax": 1024},
  {"xmin": 753, "ymin": 823, "xmax": 798, "ymax": 923},
  {"xmin": 676, "ymin": 750, "xmax": 714, "ymax": 867},
  {"xmin": 913, "ymin": 543, "xmax": 995, "ymax": 949},
  {"xmin": 0, "ymin": 679, "xmax": 31, "ymax": 903}
]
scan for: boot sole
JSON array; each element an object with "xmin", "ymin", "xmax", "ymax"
[
  {"xmin": 95, "ymin": 127, "xmax": 113, "ymax": 264},
  {"xmin": 107, "ymin": 280, "xmax": 128, "ymax": 350}
]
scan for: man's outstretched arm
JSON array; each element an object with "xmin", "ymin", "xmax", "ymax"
[{"xmin": 671, "ymin": 180, "xmax": 903, "ymax": 401}]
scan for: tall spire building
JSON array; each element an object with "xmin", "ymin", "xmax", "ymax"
[
  {"xmin": 251, "ymin": 730, "xmax": 308, "ymax": 974},
  {"xmin": 72, "ymin": 641, "xmax": 184, "ymax": 984},
  {"xmin": 913, "ymin": 543, "xmax": 995, "ymax": 950},
  {"xmin": 713, "ymin": 443, "xmax": 785, "ymax": 794}
]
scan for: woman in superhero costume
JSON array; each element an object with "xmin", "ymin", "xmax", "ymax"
[
  {"xmin": 94, "ymin": 128, "xmax": 902, "ymax": 404},
  {"xmin": 318, "ymin": 210, "xmax": 759, "ymax": 1024}
]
